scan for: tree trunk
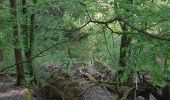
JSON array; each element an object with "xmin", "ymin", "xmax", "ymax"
[
  {"xmin": 21, "ymin": 0, "xmax": 32, "ymax": 76},
  {"xmin": 29, "ymin": 0, "xmax": 37, "ymax": 84},
  {"xmin": 9, "ymin": 0, "xmax": 25, "ymax": 85},
  {"xmin": 22, "ymin": 0, "xmax": 37, "ymax": 79},
  {"xmin": 22, "ymin": 0, "xmax": 37, "ymax": 84},
  {"xmin": 0, "ymin": 49, "xmax": 3, "ymax": 62},
  {"xmin": 118, "ymin": 0, "xmax": 133, "ymax": 67},
  {"xmin": 14, "ymin": 49, "xmax": 25, "ymax": 85},
  {"xmin": 119, "ymin": 23, "xmax": 131, "ymax": 67}
]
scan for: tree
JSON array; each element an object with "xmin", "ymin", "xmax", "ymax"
[
  {"xmin": 0, "ymin": 49, "xmax": 3, "ymax": 62},
  {"xmin": 9, "ymin": 0, "xmax": 25, "ymax": 85},
  {"xmin": 28, "ymin": 0, "xmax": 37, "ymax": 84},
  {"xmin": 21, "ymin": 0, "xmax": 35, "ymax": 77}
]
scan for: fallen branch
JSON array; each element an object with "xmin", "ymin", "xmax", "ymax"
[{"xmin": 78, "ymin": 68, "xmax": 98, "ymax": 83}]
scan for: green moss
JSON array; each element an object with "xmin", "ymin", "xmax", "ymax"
[{"xmin": 43, "ymin": 73, "xmax": 83, "ymax": 100}]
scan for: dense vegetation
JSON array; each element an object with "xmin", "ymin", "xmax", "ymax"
[{"xmin": 0, "ymin": 0, "xmax": 170, "ymax": 100}]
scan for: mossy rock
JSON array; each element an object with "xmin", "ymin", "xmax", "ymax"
[{"xmin": 43, "ymin": 73, "xmax": 83, "ymax": 100}]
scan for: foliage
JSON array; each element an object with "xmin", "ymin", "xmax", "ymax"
[{"xmin": 0, "ymin": 0, "xmax": 170, "ymax": 86}]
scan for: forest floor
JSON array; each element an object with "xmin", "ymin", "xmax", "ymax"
[
  {"xmin": 0, "ymin": 75, "xmax": 27, "ymax": 100},
  {"xmin": 0, "ymin": 67, "xmax": 159, "ymax": 100},
  {"xmin": 0, "ymin": 75, "xmax": 44, "ymax": 100},
  {"xmin": 0, "ymin": 74, "xmax": 120, "ymax": 100}
]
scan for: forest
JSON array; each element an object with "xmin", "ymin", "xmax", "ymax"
[{"xmin": 0, "ymin": 0, "xmax": 170, "ymax": 100}]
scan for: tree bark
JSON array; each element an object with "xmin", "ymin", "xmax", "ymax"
[
  {"xmin": 22, "ymin": 0, "xmax": 36, "ymax": 78},
  {"xmin": 21, "ymin": 0, "xmax": 32, "ymax": 76},
  {"xmin": 119, "ymin": 23, "xmax": 131, "ymax": 67},
  {"xmin": 22, "ymin": 0, "xmax": 37, "ymax": 84},
  {"xmin": 118, "ymin": 0, "xmax": 133, "ymax": 67},
  {"xmin": 29, "ymin": 0, "xmax": 37, "ymax": 84},
  {"xmin": 0, "ymin": 49, "xmax": 3, "ymax": 62},
  {"xmin": 9, "ymin": 0, "xmax": 25, "ymax": 85}
]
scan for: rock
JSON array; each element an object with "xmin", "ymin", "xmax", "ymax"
[
  {"xmin": 135, "ymin": 96, "xmax": 145, "ymax": 100},
  {"xmin": 101, "ymin": 67, "xmax": 116, "ymax": 81},
  {"xmin": 149, "ymin": 93, "xmax": 157, "ymax": 100},
  {"xmin": 42, "ymin": 72, "xmax": 120, "ymax": 100},
  {"xmin": 78, "ymin": 83, "xmax": 119, "ymax": 100},
  {"xmin": 42, "ymin": 73, "xmax": 83, "ymax": 100},
  {"xmin": 40, "ymin": 63, "xmax": 60, "ymax": 72}
]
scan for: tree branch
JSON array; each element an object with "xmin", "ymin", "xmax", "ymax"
[
  {"xmin": 143, "ymin": 17, "xmax": 170, "ymax": 31},
  {"xmin": 122, "ymin": 20, "xmax": 170, "ymax": 41}
]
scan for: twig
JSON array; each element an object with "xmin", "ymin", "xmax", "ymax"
[
  {"xmin": 143, "ymin": 18, "xmax": 169, "ymax": 31},
  {"xmin": 78, "ymin": 68, "xmax": 97, "ymax": 83},
  {"xmin": 77, "ymin": 2, "xmax": 92, "ymax": 20}
]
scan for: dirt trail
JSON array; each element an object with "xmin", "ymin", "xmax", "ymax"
[{"xmin": 0, "ymin": 75, "xmax": 26, "ymax": 100}]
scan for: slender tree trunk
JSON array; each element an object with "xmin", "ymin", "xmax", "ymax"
[
  {"xmin": 23, "ymin": 0, "xmax": 32, "ymax": 76},
  {"xmin": 29, "ymin": 0, "xmax": 37, "ymax": 84},
  {"xmin": 28, "ymin": 0, "xmax": 37, "ymax": 83},
  {"xmin": 9, "ymin": 0, "xmax": 25, "ymax": 85},
  {"xmin": 0, "ymin": 49, "xmax": 3, "ymax": 62},
  {"xmin": 67, "ymin": 43, "xmax": 72, "ymax": 59},
  {"xmin": 28, "ymin": 11, "xmax": 34, "ymax": 76},
  {"xmin": 22, "ymin": 0, "xmax": 36, "ymax": 79},
  {"xmin": 119, "ymin": 23, "xmax": 131, "ymax": 67},
  {"xmin": 21, "ymin": 0, "xmax": 32, "ymax": 76},
  {"xmin": 22, "ymin": 0, "xmax": 37, "ymax": 84},
  {"xmin": 14, "ymin": 49, "xmax": 25, "ymax": 85},
  {"xmin": 114, "ymin": 0, "xmax": 132, "ymax": 68},
  {"xmin": 118, "ymin": 0, "xmax": 133, "ymax": 67}
]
